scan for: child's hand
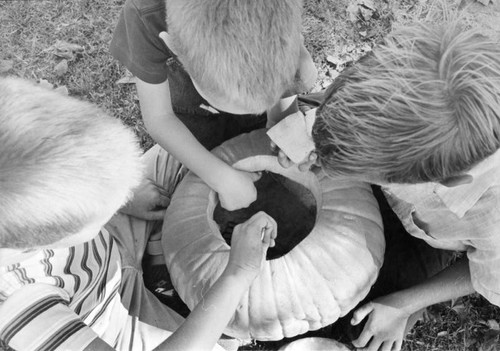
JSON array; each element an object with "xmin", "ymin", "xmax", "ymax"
[
  {"xmin": 271, "ymin": 141, "xmax": 318, "ymax": 172},
  {"xmin": 351, "ymin": 294, "xmax": 411, "ymax": 351},
  {"xmin": 226, "ymin": 211, "xmax": 277, "ymax": 285},
  {"xmin": 120, "ymin": 178, "xmax": 171, "ymax": 220},
  {"xmin": 216, "ymin": 168, "xmax": 261, "ymax": 211}
]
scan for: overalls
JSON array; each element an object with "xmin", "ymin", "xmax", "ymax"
[{"xmin": 165, "ymin": 53, "xmax": 267, "ymax": 150}]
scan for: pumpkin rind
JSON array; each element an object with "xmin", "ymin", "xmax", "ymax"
[{"xmin": 161, "ymin": 129, "xmax": 384, "ymax": 340}]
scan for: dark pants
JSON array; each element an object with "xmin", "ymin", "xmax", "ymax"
[
  {"xmin": 329, "ymin": 185, "xmax": 455, "ymax": 343},
  {"xmin": 175, "ymin": 110, "xmax": 267, "ymax": 151}
]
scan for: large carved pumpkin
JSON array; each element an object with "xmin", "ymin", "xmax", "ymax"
[{"xmin": 161, "ymin": 129, "xmax": 384, "ymax": 341}]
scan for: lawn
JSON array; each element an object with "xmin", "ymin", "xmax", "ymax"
[{"xmin": 1, "ymin": 0, "xmax": 500, "ymax": 350}]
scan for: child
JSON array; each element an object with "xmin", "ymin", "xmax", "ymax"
[
  {"xmin": 110, "ymin": 0, "xmax": 318, "ymax": 211},
  {"xmin": 0, "ymin": 77, "xmax": 277, "ymax": 351},
  {"xmin": 312, "ymin": 20, "xmax": 500, "ymax": 351}
]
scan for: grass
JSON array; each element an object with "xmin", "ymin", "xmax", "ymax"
[{"xmin": 1, "ymin": 0, "xmax": 500, "ymax": 350}]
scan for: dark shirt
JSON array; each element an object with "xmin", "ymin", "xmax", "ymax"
[{"xmin": 110, "ymin": 0, "xmax": 266, "ymax": 149}]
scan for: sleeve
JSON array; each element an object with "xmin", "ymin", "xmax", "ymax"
[
  {"xmin": 110, "ymin": 0, "xmax": 170, "ymax": 84},
  {"xmin": 467, "ymin": 239, "xmax": 500, "ymax": 307},
  {"xmin": 0, "ymin": 284, "xmax": 98, "ymax": 351},
  {"xmin": 465, "ymin": 192, "xmax": 500, "ymax": 307}
]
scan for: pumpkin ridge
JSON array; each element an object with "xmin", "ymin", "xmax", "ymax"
[{"xmin": 161, "ymin": 129, "xmax": 385, "ymax": 340}]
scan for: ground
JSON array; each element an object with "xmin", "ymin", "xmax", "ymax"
[{"xmin": 1, "ymin": 0, "xmax": 500, "ymax": 350}]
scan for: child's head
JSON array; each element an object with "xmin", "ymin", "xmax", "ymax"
[
  {"xmin": 166, "ymin": 0, "xmax": 303, "ymax": 114},
  {"xmin": 313, "ymin": 21, "xmax": 500, "ymax": 184},
  {"xmin": 0, "ymin": 78, "xmax": 143, "ymax": 249}
]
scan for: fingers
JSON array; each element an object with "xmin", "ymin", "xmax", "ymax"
[
  {"xmin": 277, "ymin": 150, "xmax": 293, "ymax": 168},
  {"xmin": 298, "ymin": 152, "xmax": 317, "ymax": 172},
  {"xmin": 362, "ymin": 338, "xmax": 382, "ymax": 351},
  {"xmin": 351, "ymin": 305, "xmax": 375, "ymax": 349},
  {"xmin": 245, "ymin": 212, "xmax": 277, "ymax": 241},
  {"xmin": 270, "ymin": 141, "xmax": 278, "ymax": 152},
  {"xmin": 351, "ymin": 303, "xmax": 374, "ymax": 326},
  {"xmin": 259, "ymin": 213, "xmax": 277, "ymax": 248},
  {"xmin": 246, "ymin": 171, "xmax": 263, "ymax": 183},
  {"xmin": 270, "ymin": 139, "xmax": 293, "ymax": 168},
  {"xmin": 358, "ymin": 340, "xmax": 398, "ymax": 351},
  {"xmin": 353, "ymin": 327, "xmax": 374, "ymax": 349},
  {"xmin": 381, "ymin": 341, "xmax": 394, "ymax": 351}
]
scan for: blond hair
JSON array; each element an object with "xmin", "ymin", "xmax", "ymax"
[
  {"xmin": 0, "ymin": 78, "xmax": 143, "ymax": 249},
  {"xmin": 313, "ymin": 21, "xmax": 500, "ymax": 183},
  {"xmin": 166, "ymin": 0, "xmax": 303, "ymax": 113}
]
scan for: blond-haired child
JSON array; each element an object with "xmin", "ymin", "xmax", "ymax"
[
  {"xmin": 0, "ymin": 77, "xmax": 277, "ymax": 351},
  {"xmin": 312, "ymin": 21, "xmax": 500, "ymax": 351},
  {"xmin": 110, "ymin": 0, "xmax": 317, "ymax": 211}
]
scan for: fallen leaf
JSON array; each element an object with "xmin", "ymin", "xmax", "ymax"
[
  {"xmin": 450, "ymin": 302, "xmax": 466, "ymax": 314},
  {"xmin": 359, "ymin": 0, "xmax": 375, "ymax": 10},
  {"xmin": 487, "ymin": 319, "xmax": 500, "ymax": 331},
  {"xmin": 50, "ymin": 40, "xmax": 84, "ymax": 60},
  {"xmin": 327, "ymin": 69, "xmax": 339, "ymax": 79},
  {"xmin": 359, "ymin": 7, "xmax": 374, "ymax": 20},
  {"xmin": 54, "ymin": 59, "xmax": 68, "ymax": 77},
  {"xmin": 346, "ymin": 3, "xmax": 359, "ymax": 22},
  {"xmin": 326, "ymin": 55, "xmax": 342, "ymax": 66},
  {"xmin": 0, "ymin": 60, "xmax": 14, "ymax": 74},
  {"xmin": 361, "ymin": 43, "xmax": 372, "ymax": 52}
]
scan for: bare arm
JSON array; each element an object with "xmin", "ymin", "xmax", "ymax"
[
  {"xmin": 155, "ymin": 212, "xmax": 277, "ymax": 351},
  {"xmin": 352, "ymin": 257, "xmax": 474, "ymax": 351},
  {"xmin": 136, "ymin": 79, "xmax": 259, "ymax": 210}
]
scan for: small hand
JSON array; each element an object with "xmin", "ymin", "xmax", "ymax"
[
  {"xmin": 120, "ymin": 178, "xmax": 171, "ymax": 220},
  {"xmin": 227, "ymin": 212, "xmax": 277, "ymax": 284},
  {"xmin": 351, "ymin": 295, "xmax": 411, "ymax": 351},
  {"xmin": 217, "ymin": 168, "xmax": 261, "ymax": 211}
]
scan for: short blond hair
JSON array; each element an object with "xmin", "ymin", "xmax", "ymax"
[
  {"xmin": 313, "ymin": 21, "xmax": 500, "ymax": 183},
  {"xmin": 0, "ymin": 78, "xmax": 143, "ymax": 249},
  {"xmin": 166, "ymin": 0, "xmax": 303, "ymax": 113}
]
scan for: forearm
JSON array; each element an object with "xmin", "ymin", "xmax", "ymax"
[
  {"xmin": 387, "ymin": 257, "xmax": 474, "ymax": 314},
  {"xmin": 148, "ymin": 116, "xmax": 230, "ymax": 186},
  {"xmin": 155, "ymin": 269, "xmax": 250, "ymax": 351},
  {"xmin": 137, "ymin": 79, "xmax": 231, "ymax": 192}
]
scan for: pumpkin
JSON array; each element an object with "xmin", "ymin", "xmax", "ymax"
[{"xmin": 161, "ymin": 129, "xmax": 384, "ymax": 341}]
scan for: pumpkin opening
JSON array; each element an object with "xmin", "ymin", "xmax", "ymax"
[{"xmin": 213, "ymin": 171, "xmax": 317, "ymax": 260}]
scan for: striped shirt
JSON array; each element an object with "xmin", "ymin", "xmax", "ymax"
[
  {"xmin": 382, "ymin": 148, "xmax": 500, "ymax": 306},
  {"xmin": 0, "ymin": 228, "xmax": 130, "ymax": 350}
]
